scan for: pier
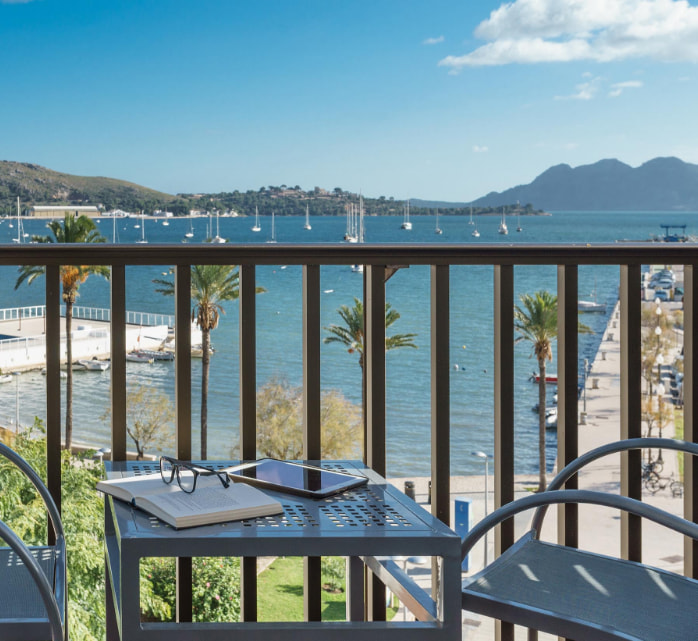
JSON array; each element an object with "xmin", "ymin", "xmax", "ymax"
[{"xmin": 0, "ymin": 306, "xmax": 174, "ymax": 372}]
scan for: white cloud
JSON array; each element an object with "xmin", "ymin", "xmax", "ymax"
[
  {"xmin": 555, "ymin": 76, "xmax": 602, "ymax": 100},
  {"xmin": 423, "ymin": 36, "xmax": 445, "ymax": 45},
  {"xmin": 608, "ymin": 79, "xmax": 644, "ymax": 96},
  {"xmin": 439, "ymin": 0, "xmax": 698, "ymax": 69},
  {"xmin": 473, "ymin": 145, "xmax": 489, "ymax": 153}
]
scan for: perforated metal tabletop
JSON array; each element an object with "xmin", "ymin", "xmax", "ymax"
[{"xmin": 104, "ymin": 460, "xmax": 462, "ymax": 641}]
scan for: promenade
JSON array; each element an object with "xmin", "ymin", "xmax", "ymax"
[{"xmin": 389, "ymin": 300, "xmax": 687, "ymax": 639}]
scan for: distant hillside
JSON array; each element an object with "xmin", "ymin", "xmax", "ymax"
[
  {"xmin": 0, "ymin": 161, "xmax": 175, "ymax": 215},
  {"xmin": 470, "ymin": 157, "xmax": 698, "ymax": 211}
]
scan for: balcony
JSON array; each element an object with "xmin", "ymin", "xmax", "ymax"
[{"xmin": 0, "ymin": 241, "xmax": 697, "ymax": 640}]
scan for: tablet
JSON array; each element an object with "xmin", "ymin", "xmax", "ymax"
[{"xmin": 226, "ymin": 459, "xmax": 368, "ymax": 498}]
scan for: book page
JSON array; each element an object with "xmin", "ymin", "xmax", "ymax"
[{"xmin": 145, "ymin": 485, "xmax": 241, "ymax": 517}]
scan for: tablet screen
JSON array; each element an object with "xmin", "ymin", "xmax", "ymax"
[{"xmin": 228, "ymin": 459, "xmax": 366, "ymax": 496}]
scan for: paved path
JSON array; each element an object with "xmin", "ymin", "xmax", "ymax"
[{"xmin": 388, "ymin": 300, "xmax": 688, "ymax": 639}]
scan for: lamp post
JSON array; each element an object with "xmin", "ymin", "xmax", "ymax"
[
  {"xmin": 12, "ymin": 372, "xmax": 20, "ymax": 432},
  {"xmin": 471, "ymin": 451, "xmax": 493, "ymax": 566}
]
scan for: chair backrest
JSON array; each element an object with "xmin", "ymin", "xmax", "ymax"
[{"xmin": 0, "ymin": 441, "xmax": 66, "ymax": 641}]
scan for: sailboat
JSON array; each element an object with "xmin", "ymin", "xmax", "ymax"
[
  {"xmin": 468, "ymin": 206, "xmax": 475, "ymax": 225},
  {"xmin": 211, "ymin": 211, "xmax": 227, "ymax": 243},
  {"xmin": 498, "ymin": 207, "xmax": 508, "ymax": 235},
  {"xmin": 303, "ymin": 203, "xmax": 312, "ymax": 230},
  {"xmin": 136, "ymin": 211, "xmax": 148, "ymax": 244},
  {"xmin": 578, "ymin": 279, "xmax": 606, "ymax": 312},
  {"xmin": 251, "ymin": 205, "xmax": 261, "ymax": 232},
  {"xmin": 267, "ymin": 211, "xmax": 277, "ymax": 243},
  {"xmin": 185, "ymin": 218, "xmax": 194, "ymax": 238},
  {"xmin": 515, "ymin": 201, "xmax": 523, "ymax": 232},
  {"xmin": 344, "ymin": 204, "xmax": 357, "ymax": 242},
  {"xmin": 434, "ymin": 209, "xmax": 443, "ymax": 235},
  {"xmin": 401, "ymin": 200, "xmax": 412, "ymax": 230},
  {"xmin": 352, "ymin": 197, "xmax": 366, "ymax": 272},
  {"xmin": 112, "ymin": 213, "xmax": 119, "ymax": 243},
  {"xmin": 471, "ymin": 224, "xmax": 480, "ymax": 238},
  {"xmin": 12, "ymin": 197, "xmax": 21, "ymax": 243}
]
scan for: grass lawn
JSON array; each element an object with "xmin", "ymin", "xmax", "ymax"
[{"xmin": 257, "ymin": 556, "xmax": 398, "ymax": 622}]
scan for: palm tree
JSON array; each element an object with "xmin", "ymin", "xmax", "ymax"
[
  {"xmin": 514, "ymin": 290, "xmax": 591, "ymax": 492},
  {"xmin": 15, "ymin": 214, "xmax": 108, "ymax": 450},
  {"xmin": 324, "ymin": 297, "xmax": 417, "ymax": 430},
  {"xmin": 153, "ymin": 265, "xmax": 265, "ymax": 459}
]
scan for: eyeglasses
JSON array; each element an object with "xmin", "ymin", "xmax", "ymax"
[{"xmin": 159, "ymin": 456, "xmax": 230, "ymax": 493}]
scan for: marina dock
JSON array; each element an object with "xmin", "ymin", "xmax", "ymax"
[{"xmin": 0, "ymin": 306, "xmax": 175, "ymax": 372}]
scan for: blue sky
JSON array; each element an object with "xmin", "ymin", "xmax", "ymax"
[{"xmin": 2, "ymin": 0, "xmax": 698, "ymax": 202}]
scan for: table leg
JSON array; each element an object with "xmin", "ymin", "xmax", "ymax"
[
  {"xmin": 346, "ymin": 556, "xmax": 364, "ymax": 621},
  {"xmin": 105, "ymin": 560, "xmax": 119, "ymax": 641}
]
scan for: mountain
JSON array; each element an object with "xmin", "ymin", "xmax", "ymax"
[
  {"xmin": 0, "ymin": 161, "xmax": 175, "ymax": 214},
  {"xmin": 469, "ymin": 157, "xmax": 698, "ymax": 211}
]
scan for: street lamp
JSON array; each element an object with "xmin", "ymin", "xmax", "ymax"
[
  {"xmin": 471, "ymin": 451, "xmax": 493, "ymax": 566},
  {"xmin": 12, "ymin": 372, "xmax": 20, "ymax": 432}
]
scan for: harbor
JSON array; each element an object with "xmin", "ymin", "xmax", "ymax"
[{"xmin": 0, "ymin": 305, "xmax": 176, "ymax": 373}]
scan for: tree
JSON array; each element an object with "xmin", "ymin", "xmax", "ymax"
[
  {"xmin": 323, "ymin": 297, "xmax": 417, "ymax": 435},
  {"xmin": 101, "ymin": 384, "xmax": 174, "ymax": 459},
  {"xmin": 255, "ymin": 377, "xmax": 362, "ymax": 459},
  {"xmin": 514, "ymin": 290, "xmax": 591, "ymax": 492},
  {"xmin": 153, "ymin": 265, "xmax": 265, "ymax": 459},
  {"xmin": 15, "ymin": 213, "xmax": 108, "ymax": 450}
]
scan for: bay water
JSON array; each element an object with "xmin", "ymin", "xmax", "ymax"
[{"xmin": 0, "ymin": 211, "xmax": 694, "ymax": 477}]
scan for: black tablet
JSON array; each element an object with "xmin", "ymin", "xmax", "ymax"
[{"xmin": 226, "ymin": 459, "xmax": 367, "ymax": 498}]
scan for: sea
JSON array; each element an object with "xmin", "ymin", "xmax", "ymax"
[{"xmin": 0, "ymin": 211, "xmax": 694, "ymax": 477}]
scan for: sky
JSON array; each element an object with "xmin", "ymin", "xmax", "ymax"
[{"xmin": 2, "ymin": 0, "xmax": 698, "ymax": 202}]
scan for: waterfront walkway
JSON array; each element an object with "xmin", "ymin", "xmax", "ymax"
[
  {"xmin": 0, "ymin": 306, "xmax": 172, "ymax": 372},
  {"xmin": 389, "ymin": 300, "xmax": 687, "ymax": 639}
]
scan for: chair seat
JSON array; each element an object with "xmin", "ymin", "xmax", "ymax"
[
  {"xmin": 462, "ymin": 534, "xmax": 698, "ymax": 641},
  {"xmin": 0, "ymin": 546, "xmax": 58, "ymax": 641}
]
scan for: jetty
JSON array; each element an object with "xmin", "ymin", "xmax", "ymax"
[{"xmin": 0, "ymin": 306, "xmax": 185, "ymax": 372}]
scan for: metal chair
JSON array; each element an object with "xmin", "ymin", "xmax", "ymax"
[
  {"xmin": 461, "ymin": 438, "xmax": 698, "ymax": 641},
  {"xmin": 0, "ymin": 441, "xmax": 66, "ymax": 641}
]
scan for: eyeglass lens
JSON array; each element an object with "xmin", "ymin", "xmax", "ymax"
[
  {"xmin": 160, "ymin": 457, "xmax": 174, "ymax": 484},
  {"xmin": 176, "ymin": 467, "xmax": 197, "ymax": 493}
]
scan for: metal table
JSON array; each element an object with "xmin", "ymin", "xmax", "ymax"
[{"xmin": 104, "ymin": 460, "xmax": 461, "ymax": 640}]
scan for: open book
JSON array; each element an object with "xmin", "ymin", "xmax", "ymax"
[{"xmin": 97, "ymin": 473, "xmax": 283, "ymax": 528}]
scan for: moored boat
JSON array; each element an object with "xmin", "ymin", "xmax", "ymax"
[{"xmin": 77, "ymin": 359, "xmax": 110, "ymax": 371}]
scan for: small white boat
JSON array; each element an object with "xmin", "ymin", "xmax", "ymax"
[
  {"xmin": 435, "ymin": 209, "xmax": 443, "ymax": 235},
  {"xmin": 191, "ymin": 344, "xmax": 214, "ymax": 358},
  {"xmin": 472, "ymin": 227, "xmax": 480, "ymax": 238},
  {"xmin": 468, "ymin": 206, "xmax": 475, "ymax": 225},
  {"xmin": 400, "ymin": 200, "xmax": 412, "ymax": 230},
  {"xmin": 126, "ymin": 351, "xmax": 154, "ymax": 363},
  {"xmin": 498, "ymin": 207, "xmax": 508, "ymax": 235},
  {"xmin": 545, "ymin": 406, "xmax": 558, "ymax": 429},
  {"xmin": 136, "ymin": 349, "xmax": 174, "ymax": 361},
  {"xmin": 251, "ymin": 206, "xmax": 261, "ymax": 232},
  {"xmin": 0, "ymin": 374, "xmax": 13, "ymax": 383},
  {"xmin": 211, "ymin": 211, "xmax": 227, "ymax": 243},
  {"xmin": 303, "ymin": 204, "xmax": 312, "ymax": 231},
  {"xmin": 185, "ymin": 218, "xmax": 194, "ymax": 238},
  {"xmin": 77, "ymin": 359, "xmax": 110, "ymax": 371},
  {"xmin": 578, "ymin": 300, "xmax": 607, "ymax": 313}
]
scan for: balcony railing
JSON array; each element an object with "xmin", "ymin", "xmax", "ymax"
[{"xmin": 1, "ymin": 242, "xmax": 697, "ymax": 639}]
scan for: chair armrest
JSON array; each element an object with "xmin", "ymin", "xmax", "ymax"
[
  {"xmin": 530, "ymin": 437, "xmax": 698, "ymax": 535},
  {"xmin": 461, "ymin": 489, "xmax": 698, "ymax": 562},
  {"xmin": 0, "ymin": 442, "xmax": 64, "ymax": 541},
  {"xmin": 0, "ymin": 517, "xmax": 65, "ymax": 641}
]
